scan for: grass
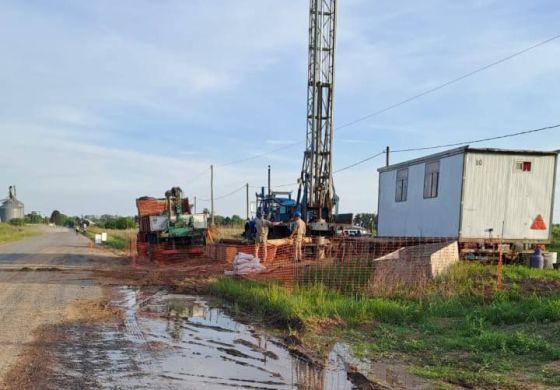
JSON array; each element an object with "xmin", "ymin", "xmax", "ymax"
[
  {"xmin": 0, "ymin": 223, "xmax": 41, "ymax": 245},
  {"xmin": 209, "ymin": 262, "xmax": 560, "ymax": 388},
  {"xmin": 549, "ymin": 224, "xmax": 560, "ymax": 253},
  {"xmin": 211, "ymin": 226, "xmax": 245, "ymax": 242},
  {"xmin": 84, "ymin": 226, "xmax": 136, "ymax": 251},
  {"xmin": 209, "ymin": 279, "xmax": 422, "ymax": 328}
]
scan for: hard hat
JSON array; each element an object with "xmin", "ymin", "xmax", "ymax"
[{"xmin": 294, "ymin": 211, "xmax": 301, "ymax": 218}]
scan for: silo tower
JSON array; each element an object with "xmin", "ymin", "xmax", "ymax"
[{"xmin": 0, "ymin": 186, "xmax": 25, "ymax": 223}]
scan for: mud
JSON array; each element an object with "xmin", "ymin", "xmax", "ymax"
[{"xmin": 35, "ymin": 287, "xmax": 363, "ymax": 389}]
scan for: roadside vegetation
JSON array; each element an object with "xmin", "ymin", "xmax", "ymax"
[
  {"xmin": 0, "ymin": 223, "xmax": 41, "ymax": 245},
  {"xmin": 84, "ymin": 226, "xmax": 136, "ymax": 251},
  {"xmin": 549, "ymin": 224, "xmax": 560, "ymax": 253},
  {"xmin": 210, "ymin": 262, "xmax": 560, "ymax": 388}
]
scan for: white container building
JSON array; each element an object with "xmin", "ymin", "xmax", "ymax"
[{"xmin": 377, "ymin": 146, "xmax": 558, "ymax": 243}]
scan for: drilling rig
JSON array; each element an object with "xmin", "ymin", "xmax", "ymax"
[
  {"xmin": 252, "ymin": 0, "xmax": 350, "ymax": 236},
  {"xmin": 296, "ymin": 0, "xmax": 348, "ymax": 233}
]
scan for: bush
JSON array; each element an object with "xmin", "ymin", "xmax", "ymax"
[
  {"xmin": 115, "ymin": 217, "xmax": 135, "ymax": 230},
  {"xmin": 8, "ymin": 218, "xmax": 25, "ymax": 226}
]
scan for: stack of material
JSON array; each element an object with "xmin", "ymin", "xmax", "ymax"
[
  {"xmin": 225, "ymin": 252, "xmax": 266, "ymax": 276},
  {"xmin": 136, "ymin": 197, "xmax": 167, "ymax": 217},
  {"xmin": 367, "ymin": 241, "xmax": 459, "ymax": 292},
  {"xmin": 136, "ymin": 197, "xmax": 167, "ymax": 247}
]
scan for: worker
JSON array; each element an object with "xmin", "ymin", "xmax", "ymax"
[
  {"xmin": 254, "ymin": 211, "xmax": 274, "ymax": 261},
  {"xmin": 290, "ymin": 211, "xmax": 306, "ymax": 262}
]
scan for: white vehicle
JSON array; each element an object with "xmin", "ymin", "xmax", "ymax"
[{"xmin": 343, "ymin": 226, "xmax": 371, "ymax": 237}]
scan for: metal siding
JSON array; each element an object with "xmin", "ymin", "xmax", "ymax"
[
  {"xmin": 461, "ymin": 153, "xmax": 555, "ymax": 240},
  {"xmin": 378, "ymin": 153, "xmax": 464, "ymax": 237}
]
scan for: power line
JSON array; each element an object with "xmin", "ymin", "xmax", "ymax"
[
  {"xmin": 218, "ymin": 143, "xmax": 299, "ymax": 168},
  {"xmin": 391, "ymin": 123, "xmax": 560, "ymax": 153},
  {"xmin": 204, "ymin": 33, "xmax": 560, "ymax": 171},
  {"xmin": 333, "ymin": 123, "xmax": 560, "ymax": 172},
  {"xmin": 198, "ymin": 184, "xmax": 246, "ymax": 202},
  {"xmin": 187, "ymin": 167, "xmax": 210, "ymax": 185},
  {"xmin": 334, "ymin": 151, "xmax": 386, "ymax": 173},
  {"xmin": 336, "ymin": 33, "xmax": 560, "ymax": 131},
  {"xmin": 196, "ymin": 122, "xmax": 560, "ymax": 202}
]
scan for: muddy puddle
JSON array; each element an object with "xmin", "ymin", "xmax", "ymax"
[{"xmin": 48, "ymin": 287, "xmax": 429, "ymax": 389}]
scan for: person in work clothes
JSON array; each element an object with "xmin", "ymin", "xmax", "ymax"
[
  {"xmin": 255, "ymin": 211, "xmax": 274, "ymax": 261},
  {"xmin": 290, "ymin": 211, "xmax": 306, "ymax": 262}
]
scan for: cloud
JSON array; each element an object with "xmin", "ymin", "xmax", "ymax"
[{"xmin": 0, "ymin": 0, "xmax": 558, "ymax": 222}]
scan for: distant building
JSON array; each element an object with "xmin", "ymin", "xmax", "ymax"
[
  {"xmin": 377, "ymin": 146, "xmax": 558, "ymax": 243},
  {"xmin": 0, "ymin": 186, "xmax": 24, "ymax": 223}
]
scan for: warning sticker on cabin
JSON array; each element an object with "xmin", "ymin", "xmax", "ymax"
[{"xmin": 531, "ymin": 214, "xmax": 547, "ymax": 230}]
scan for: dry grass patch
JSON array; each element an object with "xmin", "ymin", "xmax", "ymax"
[{"xmin": 65, "ymin": 298, "xmax": 121, "ymax": 323}]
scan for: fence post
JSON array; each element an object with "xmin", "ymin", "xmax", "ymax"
[{"xmin": 497, "ymin": 242, "xmax": 503, "ymax": 290}]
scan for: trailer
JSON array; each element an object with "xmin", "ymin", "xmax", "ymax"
[{"xmin": 377, "ymin": 146, "xmax": 558, "ymax": 257}]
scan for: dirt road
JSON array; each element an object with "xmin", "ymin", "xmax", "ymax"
[{"xmin": 0, "ymin": 227, "xmax": 124, "ymax": 384}]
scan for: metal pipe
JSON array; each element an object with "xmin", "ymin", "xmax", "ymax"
[
  {"xmin": 268, "ymin": 165, "xmax": 271, "ymax": 196},
  {"xmin": 210, "ymin": 164, "xmax": 214, "ymax": 226},
  {"xmin": 386, "ymin": 146, "xmax": 390, "ymax": 167}
]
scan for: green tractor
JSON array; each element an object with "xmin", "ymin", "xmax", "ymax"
[{"xmin": 159, "ymin": 187, "xmax": 207, "ymax": 249}]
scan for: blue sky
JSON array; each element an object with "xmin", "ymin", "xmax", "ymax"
[{"xmin": 0, "ymin": 0, "xmax": 559, "ymax": 221}]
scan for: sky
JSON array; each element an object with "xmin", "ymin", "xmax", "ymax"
[{"xmin": 0, "ymin": 0, "xmax": 559, "ymax": 222}]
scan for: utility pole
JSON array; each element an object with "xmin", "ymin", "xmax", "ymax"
[
  {"xmin": 267, "ymin": 165, "xmax": 271, "ymax": 196},
  {"xmin": 210, "ymin": 164, "xmax": 215, "ymax": 226},
  {"xmin": 386, "ymin": 146, "xmax": 390, "ymax": 167},
  {"xmin": 194, "ymin": 196, "xmax": 197, "ymax": 214},
  {"xmin": 246, "ymin": 183, "xmax": 249, "ymax": 219}
]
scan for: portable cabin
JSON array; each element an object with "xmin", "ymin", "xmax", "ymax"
[{"xmin": 377, "ymin": 146, "xmax": 558, "ymax": 243}]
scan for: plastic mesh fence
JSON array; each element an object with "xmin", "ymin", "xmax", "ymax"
[{"xmin": 216, "ymin": 236, "xmax": 460, "ymax": 296}]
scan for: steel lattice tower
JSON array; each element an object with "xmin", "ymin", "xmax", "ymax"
[{"xmin": 299, "ymin": 0, "xmax": 337, "ymax": 222}]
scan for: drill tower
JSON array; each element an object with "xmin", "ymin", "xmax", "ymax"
[{"xmin": 298, "ymin": 0, "xmax": 337, "ymax": 225}]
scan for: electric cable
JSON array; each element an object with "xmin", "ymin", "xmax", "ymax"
[
  {"xmin": 333, "ymin": 123, "xmax": 560, "ymax": 172},
  {"xmin": 336, "ymin": 33, "xmax": 560, "ymax": 131}
]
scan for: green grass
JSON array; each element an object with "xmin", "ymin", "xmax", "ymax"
[
  {"xmin": 84, "ymin": 227, "xmax": 134, "ymax": 250},
  {"xmin": 0, "ymin": 224, "xmax": 41, "ymax": 245},
  {"xmin": 209, "ymin": 279, "xmax": 422, "ymax": 328},
  {"xmin": 209, "ymin": 262, "xmax": 560, "ymax": 388},
  {"xmin": 549, "ymin": 224, "xmax": 560, "ymax": 253}
]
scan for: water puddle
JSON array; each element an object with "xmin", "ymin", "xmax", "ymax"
[
  {"xmin": 331, "ymin": 343, "xmax": 432, "ymax": 390},
  {"xmin": 46, "ymin": 286, "xmax": 432, "ymax": 389},
  {"xmin": 95, "ymin": 286, "xmax": 358, "ymax": 389}
]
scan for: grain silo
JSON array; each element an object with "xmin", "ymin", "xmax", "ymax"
[{"xmin": 0, "ymin": 186, "xmax": 25, "ymax": 223}]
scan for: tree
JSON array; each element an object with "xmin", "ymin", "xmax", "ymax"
[
  {"xmin": 49, "ymin": 210, "xmax": 60, "ymax": 224},
  {"xmin": 231, "ymin": 215, "xmax": 244, "ymax": 226},
  {"xmin": 64, "ymin": 218, "xmax": 75, "ymax": 228},
  {"xmin": 213, "ymin": 215, "xmax": 225, "ymax": 225},
  {"xmin": 49, "ymin": 210, "xmax": 68, "ymax": 226},
  {"xmin": 25, "ymin": 212, "xmax": 43, "ymax": 224},
  {"xmin": 353, "ymin": 213, "xmax": 378, "ymax": 233},
  {"xmin": 115, "ymin": 217, "xmax": 135, "ymax": 230},
  {"xmin": 8, "ymin": 218, "xmax": 24, "ymax": 226}
]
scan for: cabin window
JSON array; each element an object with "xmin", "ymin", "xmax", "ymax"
[
  {"xmin": 395, "ymin": 168, "xmax": 408, "ymax": 202},
  {"xmin": 424, "ymin": 160, "xmax": 440, "ymax": 199},
  {"xmin": 514, "ymin": 161, "xmax": 532, "ymax": 172}
]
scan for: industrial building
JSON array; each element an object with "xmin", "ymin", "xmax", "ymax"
[
  {"xmin": 0, "ymin": 186, "xmax": 24, "ymax": 223},
  {"xmin": 377, "ymin": 146, "xmax": 558, "ymax": 243}
]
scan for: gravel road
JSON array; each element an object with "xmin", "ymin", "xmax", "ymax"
[{"xmin": 0, "ymin": 227, "xmax": 124, "ymax": 383}]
